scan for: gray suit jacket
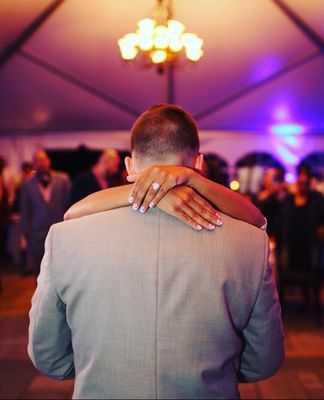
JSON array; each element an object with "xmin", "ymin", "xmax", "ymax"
[
  {"xmin": 28, "ymin": 208, "xmax": 284, "ymax": 399},
  {"xmin": 20, "ymin": 172, "xmax": 70, "ymax": 239}
]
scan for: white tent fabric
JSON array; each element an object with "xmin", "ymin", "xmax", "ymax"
[
  {"xmin": 0, "ymin": 0, "xmax": 323, "ymax": 131},
  {"xmin": 0, "ymin": 0, "xmax": 323, "ymax": 179}
]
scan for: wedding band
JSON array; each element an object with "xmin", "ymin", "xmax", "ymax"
[{"xmin": 151, "ymin": 182, "xmax": 160, "ymax": 191}]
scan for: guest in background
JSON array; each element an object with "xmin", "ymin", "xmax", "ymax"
[
  {"xmin": 256, "ymin": 167, "xmax": 287, "ymax": 239},
  {"xmin": 0, "ymin": 156, "xmax": 10, "ymax": 287},
  {"xmin": 9, "ymin": 161, "xmax": 35, "ymax": 273},
  {"xmin": 20, "ymin": 150, "xmax": 70, "ymax": 276},
  {"xmin": 70, "ymin": 149, "xmax": 121, "ymax": 204},
  {"xmin": 278, "ymin": 165, "xmax": 324, "ymax": 303},
  {"xmin": 202, "ymin": 153, "xmax": 229, "ymax": 187}
]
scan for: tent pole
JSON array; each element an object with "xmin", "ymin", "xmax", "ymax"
[
  {"xmin": 272, "ymin": 0, "xmax": 324, "ymax": 52},
  {"xmin": 0, "ymin": 0, "xmax": 65, "ymax": 69}
]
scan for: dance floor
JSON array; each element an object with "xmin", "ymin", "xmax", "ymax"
[{"xmin": 0, "ymin": 268, "xmax": 323, "ymax": 400}]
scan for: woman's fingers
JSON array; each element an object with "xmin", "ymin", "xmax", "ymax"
[
  {"xmin": 129, "ymin": 170, "xmax": 177, "ymax": 213},
  {"xmin": 191, "ymin": 194, "xmax": 223, "ymax": 226},
  {"xmin": 139, "ymin": 175, "xmax": 177, "ymax": 212},
  {"xmin": 172, "ymin": 208, "xmax": 205, "ymax": 231},
  {"xmin": 180, "ymin": 203, "xmax": 219, "ymax": 231},
  {"xmin": 128, "ymin": 173, "xmax": 155, "ymax": 209}
]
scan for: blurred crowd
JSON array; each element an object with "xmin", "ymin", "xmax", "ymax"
[
  {"xmin": 1, "ymin": 149, "xmax": 324, "ymax": 316},
  {"xmin": 0, "ymin": 149, "xmax": 123, "ymax": 284}
]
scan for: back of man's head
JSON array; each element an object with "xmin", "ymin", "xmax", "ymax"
[{"xmin": 130, "ymin": 104, "xmax": 199, "ymax": 169}]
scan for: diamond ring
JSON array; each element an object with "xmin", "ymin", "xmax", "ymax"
[{"xmin": 151, "ymin": 182, "xmax": 160, "ymax": 191}]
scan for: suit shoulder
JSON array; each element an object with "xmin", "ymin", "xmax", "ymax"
[
  {"xmin": 52, "ymin": 208, "xmax": 128, "ymax": 233},
  {"xmin": 220, "ymin": 213, "xmax": 268, "ymax": 251}
]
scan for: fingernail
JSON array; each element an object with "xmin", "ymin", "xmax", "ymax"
[
  {"xmin": 215, "ymin": 212, "xmax": 221, "ymax": 218},
  {"xmin": 196, "ymin": 224, "xmax": 203, "ymax": 230},
  {"xmin": 215, "ymin": 219, "xmax": 223, "ymax": 226},
  {"xmin": 132, "ymin": 203, "xmax": 139, "ymax": 210},
  {"xmin": 140, "ymin": 206, "xmax": 146, "ymax": 213},
  {"xmin": 208, "ymin": 224, "xmax": 216, "ymax": 230},
  {"xmin": 149, "ymin": 202, "xmax": 155, "ymax": 208},
  {"xmin": 129, "ymin": 196, "xmax": 134, "ymax": 203}
]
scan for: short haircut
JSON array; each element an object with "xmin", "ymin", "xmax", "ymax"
[{"xmin": 131, "ymin": 104, "xmax": 199, "ymax": 161}]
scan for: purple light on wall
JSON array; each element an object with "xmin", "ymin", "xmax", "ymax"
[
  {"xmin": 285, "ymin": 172, "xmax": 296, "ymax": 183},
  {"xmin": 276, "ymin": 144, "xmax": 299, "ymax": 164},
  {"xmin": 272, "ymin": 105, "xmax": 290, "ymax": 122},
  {"xmin": 269, "ymin": 123, "xmax": 306, "ymax": 135},
  {"xmin": 251, "ymin": 57, "xmax": 282, "ymax": 82}
]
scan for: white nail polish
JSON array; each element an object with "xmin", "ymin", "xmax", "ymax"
[
  {"xmin": 149, "ymin": 202, "xmax": 155, "ymax": 208},
  {"xmin": 196, "ymin": 224, "xmax": 203, "ymax": 230},
  {"xmin": 133, "ymin": 203, "xmax": 139, "ymax": 210},
  {"xmin": 208, "ymin": 224, "xmax": 216, "ymax": 230},
  {"xmin": 129, "ymin": 196, "xmax": 134, "ymax": 203},
  {"xmin": 216, "ymin": 219, "xmax": 223, "ymax": 226},
  {"xmin": 140, "ymin": 206, "xmax": 146, "ymax": 213}
]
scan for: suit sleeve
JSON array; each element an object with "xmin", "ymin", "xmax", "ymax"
[
  {"xmin": 239, "ymin": 233, "xmax": 285, "ymax": 382},
  {"xmin": 28, "ymin": 226, "xmax": 75, "ymax": 380}
]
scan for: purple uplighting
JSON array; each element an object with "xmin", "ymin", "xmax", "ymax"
[{"xmin": 269, "ymin": 123, "xmax": 306, "ymax": 135}]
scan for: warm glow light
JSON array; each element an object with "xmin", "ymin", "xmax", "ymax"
[
  {"xmin": 151, "ymin": 49, "xmax": 168, "ymax": 63},
  {"xmin": 186, "ymin": 48, "xmax": 203, "ymax": 61},
  {"xmin": 137, "ymin": 18, "xmax": 155, "ymax": 36},
  {"xmin": 117, "ymin": 3, "xmax": 203, "ymax": 70},
  {"xmin": 123, "ymin": 33, "xmax": 139, "ymax": 47},
  {"xmin": 167, "ymin": 20, "xmax": 185, "ymax": 38},
  {"xmin": 169, "ymin": 39, "xmax": 183, "ymax": 52},
  {"xmin": 118, "ymin": 38, "xmax": 138, "ymax": 60},
  {"xmin": 138, "ymin": 37, "xmax": 154, "ymax": 51},
  {"xmin": 181, "ymin": 33, "xmax": 198, "ymax": 48},
  {"xmin": 230, "ymin": 180, "xmax": 240, "ymax": 191},
  {"xmin": 154, "ymin": 26, "xmax": 169, "ymax": 49}
]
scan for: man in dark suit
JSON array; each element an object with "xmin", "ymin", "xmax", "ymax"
[
  {"xmin": 20, "ymin": 150, "xmax": 70, "ymax": 276},
  {"xmin": 70, "ymin": 149, "xmax": 120, "ymax": 204}
]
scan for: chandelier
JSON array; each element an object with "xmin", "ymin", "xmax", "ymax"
[{"xmin": 117, "ymin": 0, "xmax": 204, "ymax": 74}]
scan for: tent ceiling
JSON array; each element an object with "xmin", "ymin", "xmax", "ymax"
[{"xmin": 0, "ymin": 0, "xmax": 323, "ymax": 133}]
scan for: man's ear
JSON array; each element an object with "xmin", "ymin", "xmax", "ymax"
[
  {"xmin": 194, "ymin": 153, "xmax": 204, "ymax": 171},
  {"xmin": 124, "ymin": 156, "xmax": 135, "ymax": 175}
]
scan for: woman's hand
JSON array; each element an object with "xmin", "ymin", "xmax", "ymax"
[
  {"xmin": 127, "ymin": 165, "xmax": 194, "ymax": 213},
  {"xmin": 157, "ymin": 186, "xmax": 223, "ymax": 231}
]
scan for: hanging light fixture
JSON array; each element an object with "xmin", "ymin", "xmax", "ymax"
[{"xmin": 117, "ymin": 0, "xmax": 204, "ymax": 74}]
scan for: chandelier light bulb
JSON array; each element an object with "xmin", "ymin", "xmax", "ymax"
[
  {"xmin": 167, "ymin": 20, "xmax": 185, "ymax": 39},
  {"xmin": 186, "ymin": 48, "xmax": 203, "ymax": 61},
  {"xmin": 154, "ymin": 26, "xmax": 169, "ymax": 49},
  {"xmin": 169, "ymin": 39, "xmax": 183, "ymax": 52},
  {"xmin": 137, "ymin": 18, "xmax": 155, "ymax": 36},
  {"xmin": 123, "ymin": 33, "xmax": 139, "ymax": 47},
  {"xmin": 181, "ymin": 33, "xmax": 198, "ymax": 48},
  {"xmin": 138, "ymin": 37, "xmax": 154, "ymax": 51},
  {"xmin": 151, "ymin": 49, "xmax": 168, "ymax": 63}
]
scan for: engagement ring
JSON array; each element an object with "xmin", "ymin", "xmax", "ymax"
[{"xmin": 152, "ymin": 182, "xmax": 160, "ymax": 191}]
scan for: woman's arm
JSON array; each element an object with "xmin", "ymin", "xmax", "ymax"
[
  {"xmin": 127, "ymin": 165, "xmax": 266, "ymax": 228},
  {"xmin": 64, "ymin": 185, "xmax": 132, "ymax": 220},
  {"xmin": 189, "ymin": 172, "xmax": 265, "ymax": 228},
  {"xmin": 64, "ymin": 183, "xmax": 221, "ymax": 231}
]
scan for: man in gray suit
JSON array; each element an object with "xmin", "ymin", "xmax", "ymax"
[
  {"xmin": 20, "ymin": 150, "xmax": 70, "ymax": 276},
  {"xmin": 28, "ymin": 105, "xmax": 284, "ymax": 399}
]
